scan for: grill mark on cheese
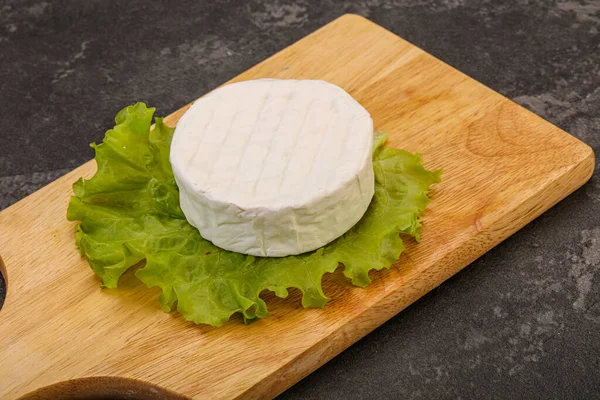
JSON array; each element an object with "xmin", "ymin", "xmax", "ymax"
[
  {"xmin": 250, "ymin": 90, "xmax": 294, "ymax": 198},
  {"xmin": 227, "ymin": 81, "xmax": 274, "ymax": 197}
]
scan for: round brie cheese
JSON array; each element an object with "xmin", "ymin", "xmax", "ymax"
[{"xmin": 170, "ymin": 79, "xmax": 374, "ymax": 257}]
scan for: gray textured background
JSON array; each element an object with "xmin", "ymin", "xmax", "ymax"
[{"xmin": 1, "ymin": 0, "xmax": 599, "ymax": 398}]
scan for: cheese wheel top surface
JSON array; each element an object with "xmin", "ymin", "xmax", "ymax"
[{"xmin": 171, "ymin": 79, "xmax": 373, "ymax": 209}]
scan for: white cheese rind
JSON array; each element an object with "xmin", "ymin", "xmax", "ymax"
[{"xmin": 170, "ymin": 79, "xmax": 374, "ymax": 257}]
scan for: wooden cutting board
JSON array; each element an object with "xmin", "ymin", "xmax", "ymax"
[{"xmin": 0, "ymin": 14, "xmax": 594, "ymax": 400}]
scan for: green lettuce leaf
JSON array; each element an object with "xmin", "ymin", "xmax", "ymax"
[{"xmin": 67, "ymin": 103, "xmax": 441, "ymax": 327}]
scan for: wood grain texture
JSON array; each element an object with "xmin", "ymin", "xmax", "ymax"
[{"xmin": 0, "ymin": 14, "xmax": 594, "ymax": 400}]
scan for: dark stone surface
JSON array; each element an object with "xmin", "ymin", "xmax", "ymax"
[{"xmin": 1, "ymin": 0, "xmax": 599, "ymax": 398}]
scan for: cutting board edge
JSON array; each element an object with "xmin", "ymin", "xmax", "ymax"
[
  {"xmin": 0, "ymin": 166, "xmax": 89, "ymax": 304},
  {"xmin": 16, "ymin": 376, "xmax": 189, "ymax": 400},
  {"xmin": 238, "ymin": 144, "xmax": 595, "ymax": 400}
]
